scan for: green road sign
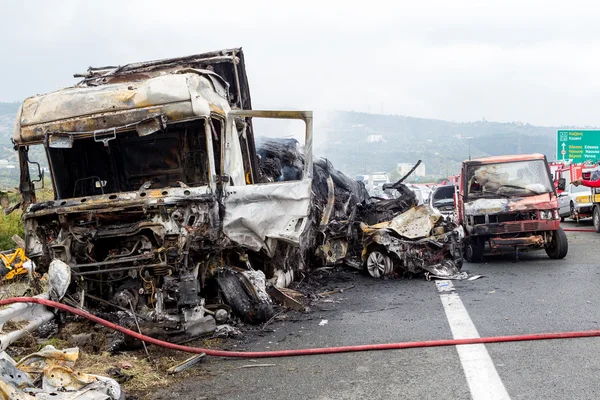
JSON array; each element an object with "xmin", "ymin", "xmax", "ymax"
[{"xmin": 557, "ymin": 130, "xmax": 600, "ymax": 163}]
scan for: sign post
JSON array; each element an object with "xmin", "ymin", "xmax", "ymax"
[{"xmin": 557, "ymin": 130, "xmax": 600, "ymax": 163}]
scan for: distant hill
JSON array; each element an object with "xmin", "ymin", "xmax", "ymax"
[
  {"xmin": 0, "ymin": 102, "xmax": 20, "ymax": 115},
  {"xmin": 0, "ymin": 103, "xmax": 21, "ymax": 189},
  {"xmin": 314, "ymin": 111, "xmax": 575, "ymax": 180},
  {"xmin": 0, "ymin": 102, "xmax": 584, "ymax": 187}
]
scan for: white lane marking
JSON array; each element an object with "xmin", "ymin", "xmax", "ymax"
[{"xmin": 436, "ymin": 280, "xmax": 511, "ymax": 400}]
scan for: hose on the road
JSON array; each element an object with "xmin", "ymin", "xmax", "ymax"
[
  {"xmin": 563, "ymin": 228, "xmax": 596, "ymax": 232},
  {"xmin": 3, "ymin": 297, "xmax": 600, "ymax": 359}
]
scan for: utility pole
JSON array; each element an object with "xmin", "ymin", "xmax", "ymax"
[
  {"xmin": 464, "ymin": 136, "xmax": 474, "ymax": 160},
  {"xmin": 469, "ymin": 138, "xmax": 472, "ymax": 160}
]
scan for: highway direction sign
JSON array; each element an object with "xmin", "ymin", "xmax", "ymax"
[{"xmin": 557, "ymin": 130, "xmax": 600, "ymax": 163}]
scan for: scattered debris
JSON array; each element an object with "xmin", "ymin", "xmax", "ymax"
[
  {"xmin": 317, "ymin": 285, "xmax": 355, "ymax": 297},
  {"xmin": 167, "ymin": 353, "xmax": 206, "ymax": 375},
  {"xmin": 70, "ymin": 333, "xmax": 93, "ymax": 347},
  {"xmin": 107, "ymin": 366, "xmax": 133, "ymax": 384},
  {"xmin": 236, "ymin": 363, "xmax": 276, "ymax": 369},
  {"xmin": 318, "ymin": 319, "xmax": 328, "ymax": 326},
  {"xmin": 260, "ymin": 311, "xmax": 287, "ymax": 332},
  {"xmin": 119, "ymin": 362, "xmax": 133, "ymax": 370},
  {"xmin": 0, "ymin": 247, "xmax": 30, "ymax": 281},
  {"xmin": 0, "ymin": 345, "xmax": 123, "ymax": 399},
  {"xmin": 213, "ymin": 324, "xmax": 242, "ymax": 338},
  {"xmin": 468, "ymin": 275, "xmax": 484, "ymax": 281},
  {"xmin": 360, "ymin": 306, "xmax": 401, "ymax": 314},
  {"xmin": 0, "ymin": 293, "xmax": 54, "ymax": 351},
  {"xmin": 425, "ymin": 271, "xmax": 469, "ymax": 281},
  {"xmin": 268, "ymin": 286, "xmax": 309, "ymax": 313}
]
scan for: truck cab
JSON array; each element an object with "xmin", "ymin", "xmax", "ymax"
[
  {"xmin": 456, "ymin": 154, "xmax": 567, "ymax": 262},
  {"xmin": 12, "ymin": 48, "xmax": 315, "ymax": 328}
]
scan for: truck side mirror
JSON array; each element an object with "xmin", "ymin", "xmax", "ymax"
[{"xmin": 557, "ymin": 178, "xmax": 566, "ymax": 191}]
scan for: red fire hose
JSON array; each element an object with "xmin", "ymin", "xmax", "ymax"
[
  {"xmin": 563, "ymin": 228, "xmax": 596, "ymax": 232},
  {"xmin": 3, "ymin": 297, "xmax": 600, "ymax": 359}
]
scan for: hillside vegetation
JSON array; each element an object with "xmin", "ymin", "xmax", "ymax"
[{"xmin": 315, "ymin": 111, "xmax": 570, "ymax": 180}]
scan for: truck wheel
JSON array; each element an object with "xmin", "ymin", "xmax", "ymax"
[
  {"xmin": 464, "ymin": 237, "xmax": 484, "ymax": 263},
  {"xmin": 545, "ymin": 228, "xmax": 568, "ymax": 259},
  {"xmin": 366, "ymin": 249, "xmax": 394, "ymax": 278},
  {"xmin": 216, "ymin": 271, "xmax": 274, "ymax": 324},
  {"xmin": 594, "ymin": 207, "xmax": 600, "ymax": 233}
]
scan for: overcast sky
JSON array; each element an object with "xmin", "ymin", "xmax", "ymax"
[{"xmin": 2, "ymin": 0, "xmax": 600, "ymax": 127}]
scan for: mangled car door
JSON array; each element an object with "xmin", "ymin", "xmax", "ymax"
[{"xmin": 222, "ymin": 110, "xmax": 313, "ymax": 257}]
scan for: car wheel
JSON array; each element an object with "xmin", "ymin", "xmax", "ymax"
[
  {"xmin": 569, "ymin": 202, "xmax": 576, "ymax": 220},
  {"xmin": 464, "ymin": 237, "xmax": 484, "ymax": 263},
  {"xmin": 366, "ymin": 249, "xmax": 394, "ymax": 278},
  {"xmin": 594, "ymin": 207, "xmax": 600, "ymax": 233},
  {"xmin": 545, "ymin": 228, "xmax": 568, "ymax": 259}
]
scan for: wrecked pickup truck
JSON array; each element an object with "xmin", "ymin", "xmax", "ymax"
[
  {"xmin": 457, "ymin": 153, "xmax": 568, "ymax": 262},
  {"xmin": 12, "ymin": 48, "xmax": 315, "ymax": 337}
]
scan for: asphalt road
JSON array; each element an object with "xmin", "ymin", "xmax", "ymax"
[{"xmin": 152, "ymin": 220, "xmax": 600, "ymax": 400}]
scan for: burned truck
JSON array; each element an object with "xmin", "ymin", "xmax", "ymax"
[{"xmin": 12, "ymin": 48, "xmax": 315, "ymax": 333}]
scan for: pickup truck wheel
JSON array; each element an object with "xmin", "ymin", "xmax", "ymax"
[
  {"xmin": 545, "ymin": 228, "xmax": 568, "ymax": 259},
  {"xmin": 464, "ymin": 237, "xmax": 484, "ymax": 263},
  {"xmin": 594, "ymin": 207, "xmax": 600, "ymax": 233},
  {"xmin": 569, "ymin": 202, "xmax": 575, "ymax": 220},
  {"xmin": 366, "ymin": 249, "xmax": 394, "ymax": 278}
]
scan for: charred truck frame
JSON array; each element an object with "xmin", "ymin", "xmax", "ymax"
[
  {"xmin": 457, "ymin": 153, "xmax": 568, "ymax": 262},
  {"xmin": 13, "ymin": 48, "xmax": 314, "ymax": 336}
]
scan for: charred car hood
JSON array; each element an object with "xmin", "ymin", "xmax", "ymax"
[
  {"xmin": 464, "ymin": 193, "xmax": 556, "ymax": 215},
  {"xmin": 365, "ymin": 204, "xmax": 443, "ymax": 239}
]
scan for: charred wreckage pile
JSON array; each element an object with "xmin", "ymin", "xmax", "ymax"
[
  {"xmin": 5, "ymin": 48, "xmax": 465, "ymax": 354},
  {"xmin": 257, "ymin": 137, "xmax": 465, "ymax": 282}
]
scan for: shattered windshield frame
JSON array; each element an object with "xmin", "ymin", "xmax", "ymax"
[
  {"xmin": 33, "ymin": 116, "xmax": 223, "ymax": 200},
  {"xmin": 466, "ymin": 159, "xmax": 553, "ymax": 200}
]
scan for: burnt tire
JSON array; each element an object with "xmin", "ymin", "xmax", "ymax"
[
  {"xmin": 365, "ymin": 249, "xmax": 394, "ymax": 278},
  {"xmin": 545, "ymin": 227, "xmax": 568, "ymax": 259},
  {"xmin": 216, "ymin": 271, "xmax": 274, "ymax": 324},
  {"xmin": 594, "ymin": 207, "xmax": 600, "ymax": 233},
  {"xmin": 464, "ymin": 237, "xmax": 484, "ymax": 263}
]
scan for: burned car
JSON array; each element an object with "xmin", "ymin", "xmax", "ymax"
[
  {"xmin": 13, "ymin": 48, "xmax": 315, "ymax": 337},
  {"xmin": 360, "ymin": 181, "xmax": 464, "ymax": 279}
]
